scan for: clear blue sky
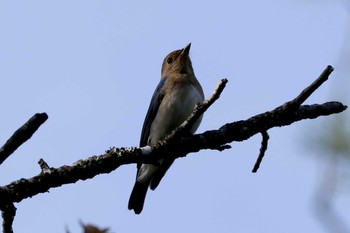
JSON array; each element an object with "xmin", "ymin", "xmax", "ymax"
[{"xmin": 0, "ymin": 1, "xmax": 349, "ymax": 232}]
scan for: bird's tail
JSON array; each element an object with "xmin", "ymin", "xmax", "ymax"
[{"xmin": 128, "ymin": 181, "xmax": 149, "ymax": 214}]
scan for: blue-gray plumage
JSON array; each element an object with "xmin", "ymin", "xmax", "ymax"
[{"xmin": 128, "ymin": 43, "xmax": 204, "ymax": 214}]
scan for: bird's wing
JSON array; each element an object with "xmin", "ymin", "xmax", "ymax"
[{"xmin": 139, "ymin": 77, "xmax": 167, "ymax": 147}]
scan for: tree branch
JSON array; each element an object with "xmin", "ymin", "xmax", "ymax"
[
  {"xmin": 0, "ymin": 113, "xmax": 48, "ymax": 165},
  {"xmin": 252, "ymin": 131, "xmax": 269, "ymax": 173},
  {"xmin": 0, "ymin": 66, "xmax": 346, "ymax": 210},
  {"xmin": 279, "ymin": 65, "xmax": 334, "ymax": 112},
  {"xmin": 1, "ymin": 203, "xmax": 16, "ymax": 233},
  {"xmin": 153, "ymin": 78, "xmax": 228, "ymax": 149}
]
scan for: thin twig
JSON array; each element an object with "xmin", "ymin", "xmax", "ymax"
[
  {"xmin": 38, "ymin": 159, "xmax": 52, "ymax": 173},
  {"xmin": 278, "ymin": 65, "xmax": 334, "ymax": 112},
  {"xmin": 154, "ymin": 78, "xmax": 228, "ymax": 147},
  {"xmin": 0, "ymin": 113, "xmax": 48, "ymax": 165},
  {"xmin": 252, "ymin": 131, "xmax": 269, "ymax": 173}
]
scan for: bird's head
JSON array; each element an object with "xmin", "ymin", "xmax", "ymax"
[{"xmin": 161, "ymin": 43, "xmax": 194, "ymax": 78}]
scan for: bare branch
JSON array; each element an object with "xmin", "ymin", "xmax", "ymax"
[
  {"xmin": 160, "ymin": 78, "xmax": 228, "ymax": 143},
  {"xmin": 0, "ymin": 113, "xmax": 48, "ymax": 165},
  {"xmin": 0, "ymin": 102, "xmax": 345, "ymax": 204},
  {"xmin": 252, "ymin": 131, "xmax": 270, "ymax": 173},
  {"xmin": 1, "ymin": 203, "xmax": 16, "ymax": 233},
  {"xmin": 0, "ymin": 66, "xmax": 346, "ymax": 208},
  {"xmin": 278, "ymin": 65, "xmax": 334, "ymax": 112}
]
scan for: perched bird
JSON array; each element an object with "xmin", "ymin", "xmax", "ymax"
[{"xmin": 128, "ymin": 43, "xmax": 204, "ymax": 214}]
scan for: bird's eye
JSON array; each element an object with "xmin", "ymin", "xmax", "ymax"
[{"xmin": 166, "ymin": 57, "xmax": 173, "ymax": 64}]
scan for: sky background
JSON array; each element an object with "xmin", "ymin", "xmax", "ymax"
[{"xmin": 0, "ymin": 1, "xmax": 349, "ymax": 233}]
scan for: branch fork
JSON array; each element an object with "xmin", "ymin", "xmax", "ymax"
[{"xmin": 0, "ymin": 65, "xmax": 347, "ymax": 232}]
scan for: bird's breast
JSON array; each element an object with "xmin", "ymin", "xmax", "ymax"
[{"xmin": 148, "ymin": 84, "xmax": 204, "ymax": 145}]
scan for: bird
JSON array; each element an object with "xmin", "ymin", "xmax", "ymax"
[{"xmin": 128, "ymin": 43, "xmax": 204, "ymax": 214}]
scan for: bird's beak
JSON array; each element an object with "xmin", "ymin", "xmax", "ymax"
[{"xmin": 181, "ymin": 43, "xmax": 191, "ymax": 56}]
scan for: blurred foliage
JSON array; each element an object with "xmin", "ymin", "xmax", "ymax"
[
  {"xmin": 316, "ymin": 114, "xmax": 350, "ymax": 158},
  {"xmin": 65, "ymin": 220, "xmax": 110, "ymax": 233}
]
